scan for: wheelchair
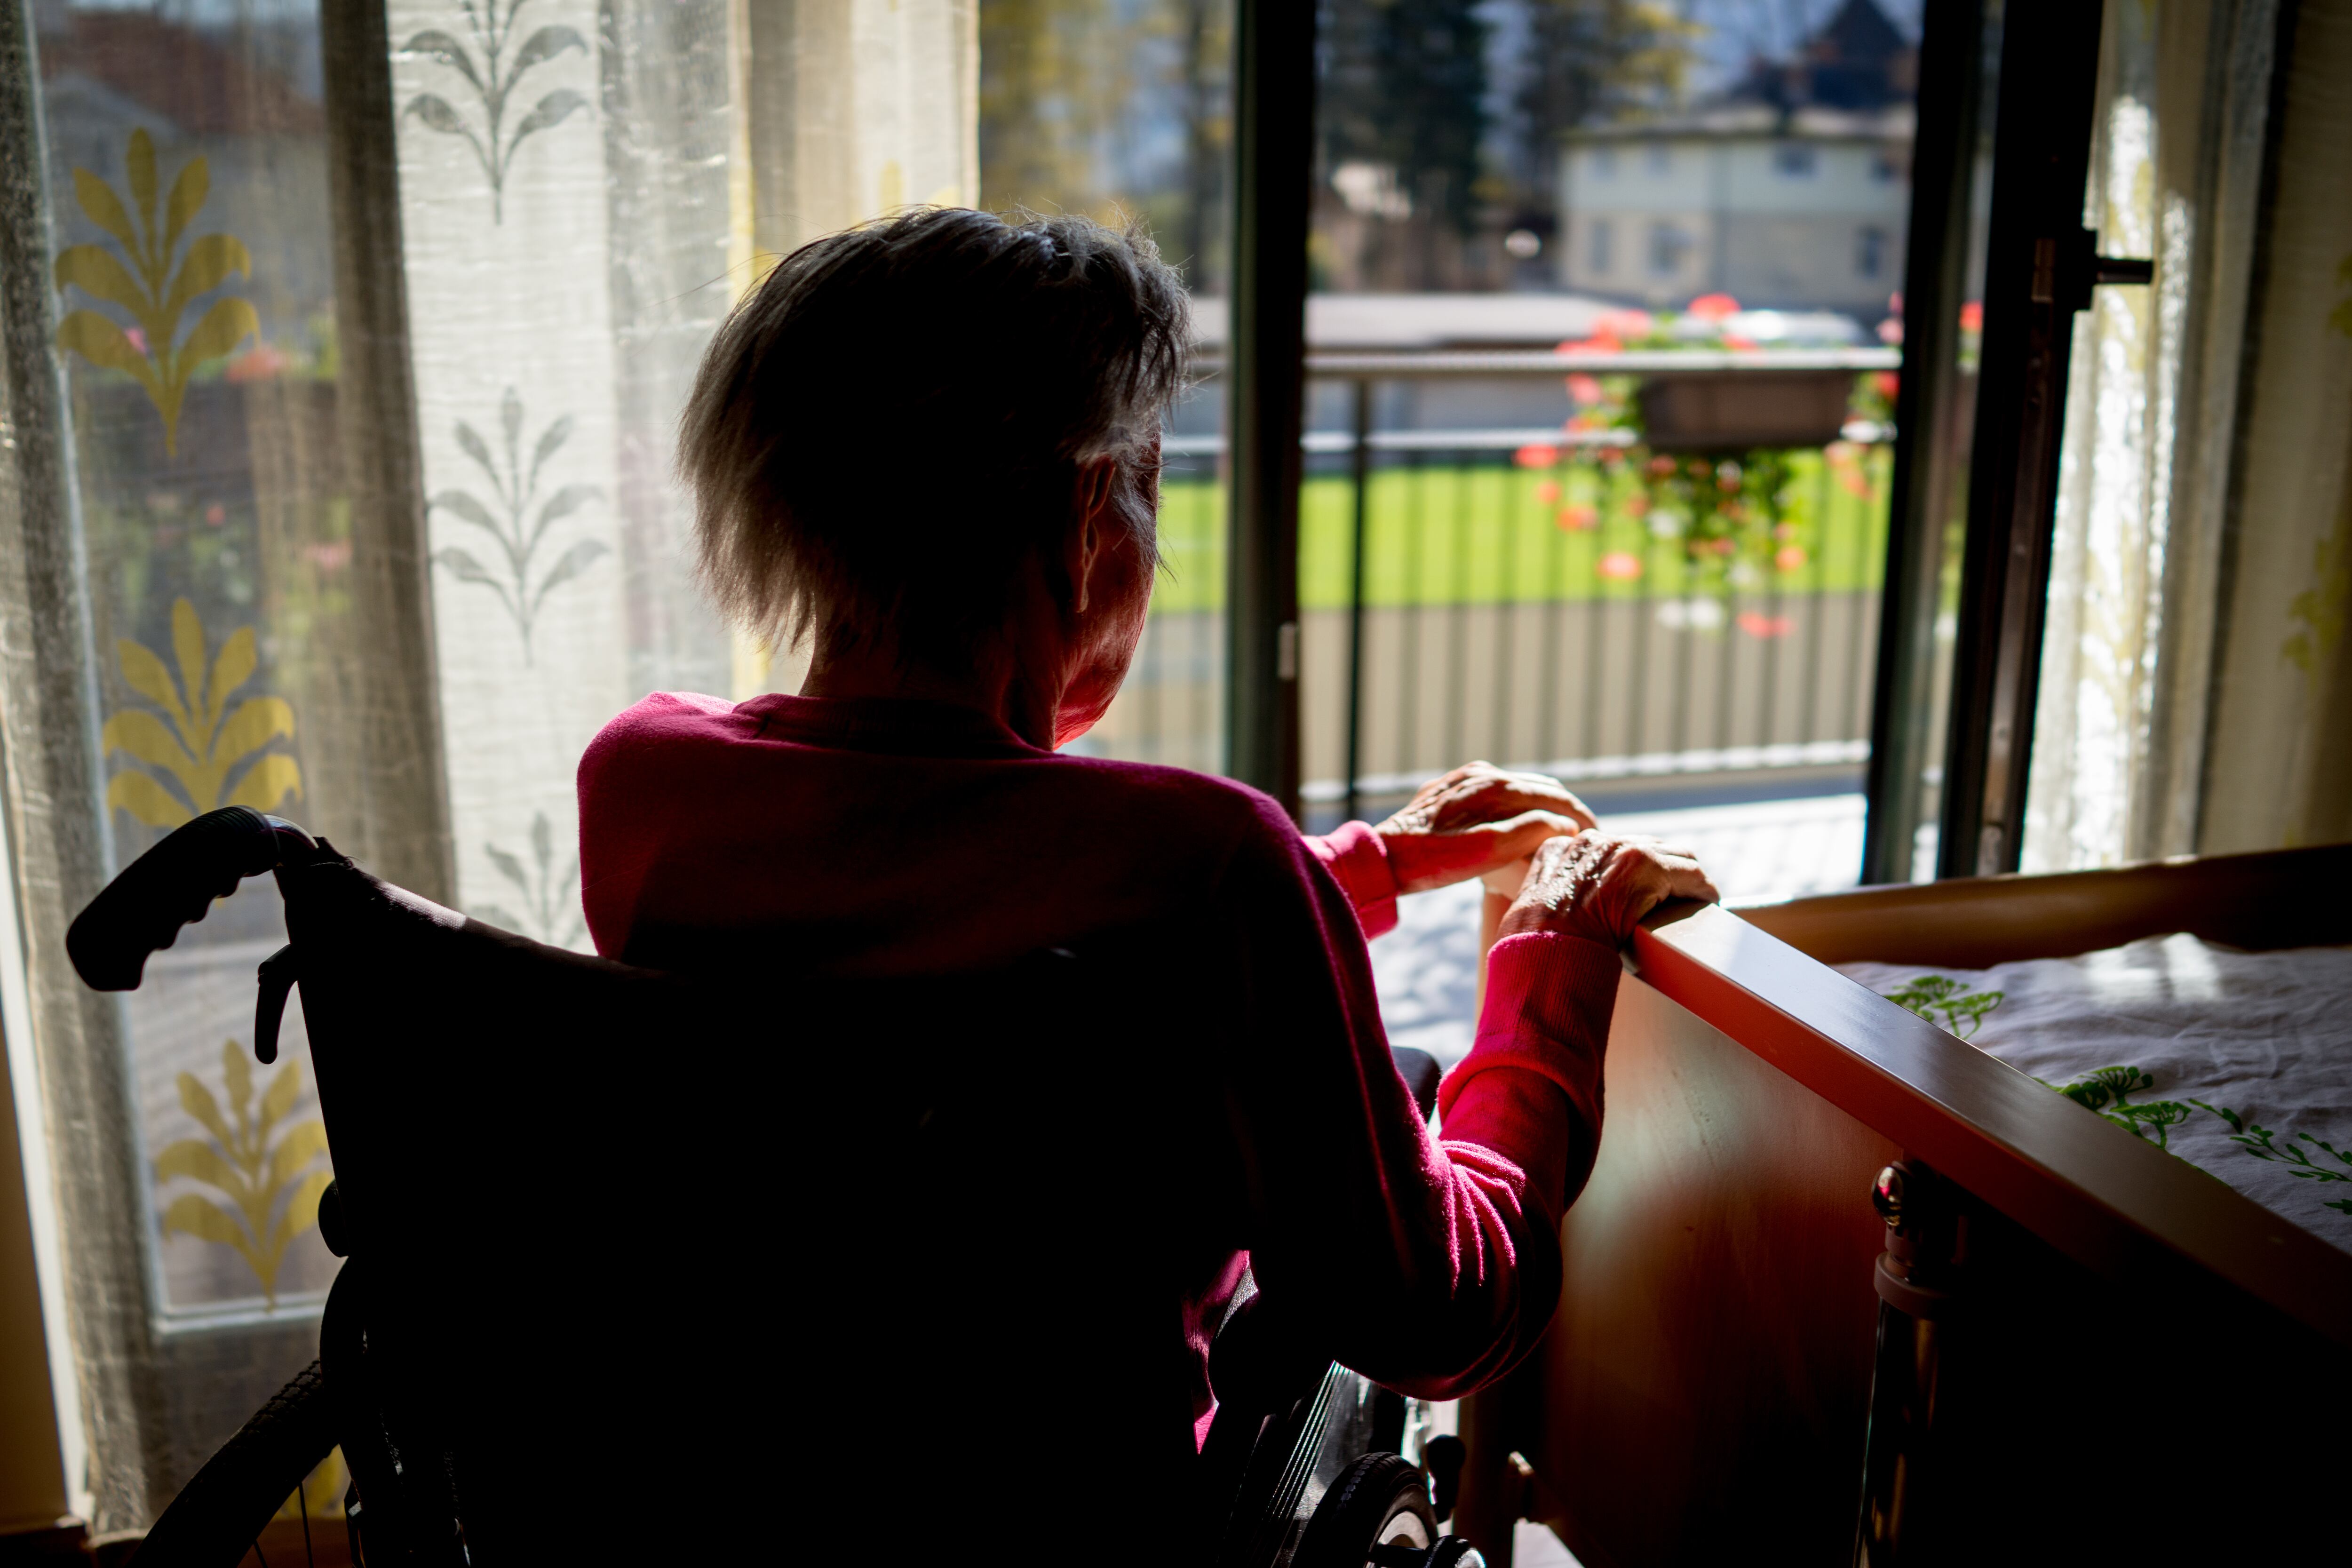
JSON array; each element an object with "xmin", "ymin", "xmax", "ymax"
[{"xmin": 71, "ymin": 807, "xmax": 1487, "ymax": 1567}]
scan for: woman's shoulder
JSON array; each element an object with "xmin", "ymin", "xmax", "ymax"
[
  {"xmin": 582, "ymin": 691, "xmax": 743, "ymax": 764},
  {"xmin": 1053, "ymin": 753, "xmax": 1316, "ymax": 870},
  {"xmin": 593, "ymin": 690, "xmax": 739, "ymax": 738}
]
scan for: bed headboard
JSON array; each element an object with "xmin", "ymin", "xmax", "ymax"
[{"xmin": 1733, "ymin": 841, "xmax": 2352, "ymax": 967}]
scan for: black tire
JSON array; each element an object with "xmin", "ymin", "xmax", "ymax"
[
  {"xmin": 130, "ymin": 1361, "xmax": 337, "ymax": 1568},
  {"xmin": 1294, "ymin": 1452, "xmax": 1439, "ymax": 1568}
]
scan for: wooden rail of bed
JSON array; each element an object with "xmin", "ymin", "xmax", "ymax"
[
  {"xmin": 1632, "ymin": 894, "xmax": 2352, "ymax": 1343},
  {"xmin": 1739, "ymin": 840, "xmax": 2352, "ymax": 969},
  {"xmin": 1451, "ymin": 841, "xmax": 2352, "ymax": 1568}
]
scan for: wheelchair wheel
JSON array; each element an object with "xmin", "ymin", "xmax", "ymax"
[
  {"xmin": 1294, "ymin": 1452, "xmax": 1438, "ymax": 1568},
  {"xmin": 131, "ymin": 1361, "xmax": 338, "ymax": 1568}
]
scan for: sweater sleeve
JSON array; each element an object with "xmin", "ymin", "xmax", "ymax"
[
  {"xmin": 1300, "ymin": 821, "xmax": 1400, "ymax": 939},
  {"xmin": 1213, "ymin": 803, "xmax": 1620, "ymax": 1401}
]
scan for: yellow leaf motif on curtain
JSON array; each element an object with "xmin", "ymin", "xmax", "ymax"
[
  {"xmin": 155, "ymin": 1040, "xmax": 332, "ymax": 1305},
  {"xmin": 52, "ymin": 127, "xmax": 259, "ymax": 456},
  {"xmin": 274, "ymin": 1449, "xmax": 349, "ymax": 1522},
  {"xmin": 2284, "ymin": 519, "xmax": 2350, "ymax": 677},
  {"xmin": 2282, "ymin": 254, "xmax": 2352, "ymax": 678},
  {"xmin": 103, "ymin": 597, "xmax": 301, "ymax": 828}
]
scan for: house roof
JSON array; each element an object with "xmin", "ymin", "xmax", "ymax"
[
  {"xmin": 1565, "ymin": 101, "xmax": 1912, "ymax": 145},
  {"xmin": 1190, "ymin": 294, "xmax": 1610, "ymax": 351},
  {"xmin": 1568, "ymin": 0, "xmax": 1916, "ymax": 143},
  {"xmin": 38, "ymin": 10, "xmax": 324, "ymax": 137},
  {"xmin": 1186, "ymin": 294, "xmax": 1866, "ymax": 350}
]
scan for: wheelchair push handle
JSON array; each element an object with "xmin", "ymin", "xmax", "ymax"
[{"xmin": 67, "ymin": 806, "xmax": 315, "ymax": 991}]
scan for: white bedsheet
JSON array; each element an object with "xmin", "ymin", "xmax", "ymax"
[{"xmin": 1837, "ymin": 935, "xmax": 2352, "ymax": 1252}]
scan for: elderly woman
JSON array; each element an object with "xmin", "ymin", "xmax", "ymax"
[{"xmin": 577, "ymin": 209, "xmax": 1712, "ymax": 1539}]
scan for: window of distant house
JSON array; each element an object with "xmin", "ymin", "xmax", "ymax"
[
  {"xmin": 1645, "ymin": 142, "xmax": 1670, "ymax": 174},
  {"xmin": 1589, "ymin": 218, "xmax": 1613, "ymax": 275},
  {"xmin": 1857, "ymin": 225, "xmax": 1887, "ymax": 278},
  {"xmin": 1591, "ymin": 145, "xmax": 1615, "ymax": 179},
  {"xmin": 1871, "ymin": 153, "xmax": 1900, "ymax": 182},
  {"xmin": 1773, "ymin": 142, "xmax": 1819, "ymax": 177},
  {"xmin": 1648, "ymin": 222, "xmax": 1688, "ymax": 277}
]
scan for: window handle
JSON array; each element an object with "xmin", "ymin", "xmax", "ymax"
[{"xmin": 2032, "ymin": 228, "xmax": 2154, "ymax": 311}]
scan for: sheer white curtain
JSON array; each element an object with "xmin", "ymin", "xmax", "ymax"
[
  {"xmin": 2020, "ymin": 0, "xmax": 2335, "ymax": 871},
  {"xmin": 0, "ymin": 0, "xmax": 974, "ymax": 1530},
  {"xmin": 2199, "ymin": 0, "xmax": 2352, "ymax": 852},
  {"xmin": 390, "ymin": 0, "xmax": 977, "ymax": 939}
]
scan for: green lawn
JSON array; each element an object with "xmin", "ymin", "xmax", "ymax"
[{"xmin": 1146, "ymin": 446, "xmax": 1892, "ymax": 615}]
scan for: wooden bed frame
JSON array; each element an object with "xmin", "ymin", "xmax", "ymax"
[{"xmin": 1449, "ymin": 843, "xmax": 2352, "ymax": 1567}]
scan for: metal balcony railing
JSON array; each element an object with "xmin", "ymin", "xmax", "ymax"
[{"xmin": 1086, "ymin": 349, "xmax": 1899, "ymax": 821}]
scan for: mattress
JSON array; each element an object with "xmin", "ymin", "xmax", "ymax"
[{"xmin": 1837, "ymin": 935, "xmax": 2352, "ymax": 1251}]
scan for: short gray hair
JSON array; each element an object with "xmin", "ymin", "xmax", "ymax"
[{"xmin": 679, "ymin": 207, "xmax": 1192, "ymax": 669}]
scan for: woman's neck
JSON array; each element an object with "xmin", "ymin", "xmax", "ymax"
[{"xmin": 798, "ymin": 641, "xmax": 1061, "ymax": 749}]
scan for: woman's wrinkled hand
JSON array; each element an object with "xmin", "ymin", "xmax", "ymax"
[
  {"xmin": 1495, "ymin": 833, "xmax": 1719, "ymax": 950},
  {"xmin": 1374, "ymin": 761, "xmax": 1599, "ymax": 896}
]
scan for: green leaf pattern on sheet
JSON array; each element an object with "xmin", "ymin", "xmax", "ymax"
[
  {"xmin": 1875, "ymin": 974, "xmax": 2350, "ymax": 1220},
  {"xmin": 2038, "ymin": 1065, "xmax": 2195, "ymax": 1152},
  {"xmin": 1882, "ymin": 974, "xmax": 2004, "ymax": 1040},
  {"xmin": 2186, "ymin": 1102, "xmax": 2352, "ymax": 1216}
]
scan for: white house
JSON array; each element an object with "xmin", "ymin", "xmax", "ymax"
[{"xmin": 1558, "ymin": 102, "xmax": 1914, "ymax": 319}]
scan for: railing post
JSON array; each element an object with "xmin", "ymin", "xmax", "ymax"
[{"xmin": 1344, "ymin": 377, "xmax": 1372, "ymax": 825}]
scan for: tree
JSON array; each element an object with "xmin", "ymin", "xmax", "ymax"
[
  {"xmin": 978, "ymin": 0, "xmax": 1128, "ymax": 216},
  {"xmin": 1506, "ymin": 0, "xmax": 1696, "ymax": 223},
  {"xmin": 1319, "ymin": 0, "xmax": 1493, "ymax": 239},
  {"xmin": 977, "ymin": 0, "xmax": 1229, "ymax": 290}
]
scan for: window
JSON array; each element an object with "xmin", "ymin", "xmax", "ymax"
[
  {"xmin": 1645, "ymin": 141, "xmax": 1671, "ymax": 174},
  {"xmin": 1648, "ymin": 221, "xmax": 1691, "ymax": 277},
  {"xmin": 1773, "ymin": 141, "xmax": 1820, "ymax": 176},
  {"xmin": 1591, "ymin": 144, "xmax": 1616, "ymax": 179},
  {"xmin": 981, "ymin": 1, "xmax": 1235, "ymax": 772},
  {"xmin": 8, "ymin": 0, "xmax": 1227, "ymax": 1523},
  {"xmin": 1588, "ymin": 219, "xmax": 1614, "ymax": 274},
  {"xmin": 1857, "ymin": 225, "xmax": 1887, "ymax": 277}
]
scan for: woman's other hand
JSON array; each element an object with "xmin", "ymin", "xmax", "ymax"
[
  {"xmin": 1496, "ymin": 833, "xmax": 1719, "ymax": 950},
  {"xmin": 1374, "ymin": 761, "xmax": 1599, "ymax": 896}
]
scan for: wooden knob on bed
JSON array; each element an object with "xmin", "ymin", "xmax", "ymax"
[{"xmin": 1871, "ymin": 1164, "xmax": 1906, "ymax": 1227}]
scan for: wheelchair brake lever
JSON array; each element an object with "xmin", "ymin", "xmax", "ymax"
[{"xmin": 254, "ymin": 943, "xmax": 300, "ymax": 1065}]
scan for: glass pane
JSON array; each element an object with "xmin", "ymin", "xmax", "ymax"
[
  {"xmin": 1302, "ymin": 0, "xmax": 1920, "ymax": 910},
  {"xmin": 2020, "ymin": 0, "xmax": 2347, "ymax": 867},
  {"xmin": 978, "ymin": 0, "xmax": 1234, "ymax": 772},
  {"xmin": 40, "ymin": 0, "xmax": 342, "ymax": 1324},
  {"xmin": 1892, "ymin": 0, "xmax": 2001, "ymax": 884},
  {"xmin": 2017, "ymin": 0, "xmax": 2282, "ymax": 871},
  {"xmin": 2022, "ymin": 0, "xmax": 2167, "ymax": 873},
  {"xmin": 32, "ymin": 0, "xmax": 355, "ymax": 1512},
  {"xmin": 27, "ymin": 0, "xmax": 988, "ymax": 1504}
]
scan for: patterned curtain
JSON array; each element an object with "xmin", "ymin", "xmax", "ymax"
[
  {"xmin": 390, "ymin": 0, "xmax": 980, "ymax": 921},
  {"xmin": 2197, "ymin": 0, "xmax": 2352, "ymax": 852},
  {"xmin": 0, "ymin": 0, "xmax": 973, "ymax": 1530}
]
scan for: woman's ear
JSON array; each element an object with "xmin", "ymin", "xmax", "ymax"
[{"xmin": 1067, "ymin": 457, "xmax": 1119, "ymax": 616}]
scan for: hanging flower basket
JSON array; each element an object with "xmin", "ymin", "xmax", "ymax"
[{"xmin": 1636, "ymin": 369, "xmax": 1856, "ymax": 451}]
